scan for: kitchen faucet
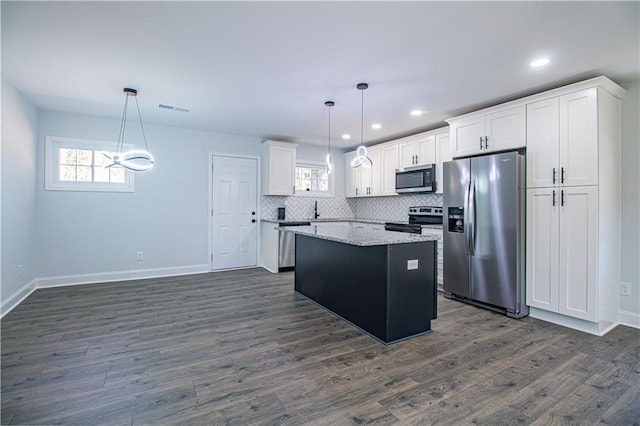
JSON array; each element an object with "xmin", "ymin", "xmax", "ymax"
[{"xmin": 314, "ymin": 200, "xmax": 320, "ymax": 219}]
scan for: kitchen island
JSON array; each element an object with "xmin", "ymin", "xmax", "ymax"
[{"xmin": 280, "ymin": 222, "xmax": 439, "ymax": 344}]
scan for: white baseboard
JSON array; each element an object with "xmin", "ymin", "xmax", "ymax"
[
  {"xmin": 36, "ymin": 264, "xmax": 210, "ymax": 288},
  {"xmin": 1, "ymin": 264, "xmax": 209, "ymax": 318},
  {"xmin": 1, "ymin": 279, "xmax": 37, "ymax": 318},
  {"xmin": 529, "ymin": 307, "xmax": 619, "ymax": 336},
  {"xmin": 619, "ymin": 310, "xmax": 640, "ymax": 329}
]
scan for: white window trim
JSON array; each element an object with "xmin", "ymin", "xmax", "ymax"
[
  {"xmin": 294, "ymin": 160, "xmax": 334, "ymax": 198},
  {"xmin": 44, "ymin": 136, "xmax": 135, "ymax": 192}
]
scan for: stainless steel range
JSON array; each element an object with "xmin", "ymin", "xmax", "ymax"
[{"xmin": 385, "ymin": 206, "xmax": 443, "ymax": 234}]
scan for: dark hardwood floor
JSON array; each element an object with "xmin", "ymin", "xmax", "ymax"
[{"xmin": 1, "ymin": 268, "xmax": 638, "ymax": 425}]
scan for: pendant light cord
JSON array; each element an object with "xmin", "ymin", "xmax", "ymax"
[
  {"xmin": 328, "ymin": 104, "xmax": 331, "ymax": 154},
  {"xmin": 360, "ymin": 88, "xmax": 364, "ymax": 147},
  {"xmin": 133, "ymin": 95, "xmax": 150, "ymax": 152},
  {"xmin": 117, "ymin": 94, "xmax": 129, "ymax": 153},
  {"xmin": 116, "ymin": 91, "xmax": 150, "ymax": 153}
]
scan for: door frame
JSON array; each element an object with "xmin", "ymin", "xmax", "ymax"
[{"xmin": 209, "ymin": 152, "xmax": 261, "ymax": 271}]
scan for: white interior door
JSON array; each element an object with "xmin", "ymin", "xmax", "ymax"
[{"xmin": 211, "ymin": 155, "xmax": 258, "ymax": 270}]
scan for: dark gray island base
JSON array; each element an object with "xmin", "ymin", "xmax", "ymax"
[{"xmin": 293, "ymin": 230, "xmax": 438, "ymax": 345}]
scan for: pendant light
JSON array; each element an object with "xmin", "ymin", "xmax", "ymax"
[
  {"xmin": 104, "ymin": 88, "xmax": 155, "ymax": 172},
  {"xmin": 325, "ymin": 100, "xmax": 334, "ymax": 174},
  {"xmin": 350, "ymin": 82, "xmax": 373, "ymax": 169}
]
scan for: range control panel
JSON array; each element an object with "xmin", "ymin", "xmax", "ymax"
[{"xmin": 409, "ymin": 206, "xmax": 443, "ymax": 216}]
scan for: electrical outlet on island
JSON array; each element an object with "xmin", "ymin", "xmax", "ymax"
[{"xmin": 136, "ymin": 251, "xmax": 144, "ymax": 261}]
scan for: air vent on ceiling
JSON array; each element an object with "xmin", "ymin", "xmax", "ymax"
[{"xmin": 158, "ymin": 104, "xmax": 190, "ymax": 112}]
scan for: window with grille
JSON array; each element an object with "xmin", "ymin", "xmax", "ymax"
[
  {"xmin": 45, "ymin": 136, "xmax": 134, "ymax": 192},
  {"xmin": 294, "ymin": 163, "xmax": 332, "ymax": 196}
]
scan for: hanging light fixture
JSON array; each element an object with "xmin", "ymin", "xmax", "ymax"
[
  {"xmin": 324, "ymin": 100, "xmax": 334, "ymax": 174},
  {"xmin": 350, "ymin": 82, "xmax": 373, "ymax": 168},
  {"xmin": 104, "ymin": 88, "xmax": 155, "ymax": 172}
]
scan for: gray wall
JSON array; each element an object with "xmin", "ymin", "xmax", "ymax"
[
  {"xmin": 34, "ymin": 110, "xmax": 262, "ymax": 278},
  {"xmin": 1, "ymin": 79, "xmax": 38, "ymax": 299},
  {"xmin": 620, "ymin": 79, "xmax": 640, "ymax": 315}
]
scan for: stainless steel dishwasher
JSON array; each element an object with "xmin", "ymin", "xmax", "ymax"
[{"xmin": 278, "ymin": 221, "xmax": 310, "ymax": 271}]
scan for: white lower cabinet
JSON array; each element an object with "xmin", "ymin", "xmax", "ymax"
[
  {"xmin": 527, "ymin": 186, "xmax": 612, "ymax": 329},
  {"xmin": 260, "ymin": 221, "xmax": 280, "ymax": 273}
]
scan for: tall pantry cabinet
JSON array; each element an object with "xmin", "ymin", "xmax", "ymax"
[{"xmin": 525, "ymin": 77, "xmax": 626, "ymax": 335}]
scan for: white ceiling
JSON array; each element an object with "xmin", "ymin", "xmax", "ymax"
[{"xmin": 2, "ymin": 1, "xmax": 639, "ymax": 149}]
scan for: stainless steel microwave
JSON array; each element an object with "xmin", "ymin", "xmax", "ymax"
[{"xmin": 395, "ymin": 164, "xmax": 436, "ymax": 193}]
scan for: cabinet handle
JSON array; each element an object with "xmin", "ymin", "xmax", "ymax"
[
  {"xmin": 356, "ymin": 187, "xmax": 358, "ymax": 196},
  {"xmin": 415, "ymin": 155, "xmax": 419, "ymax": 164},
  {"xmin": 561, "ymin": 190, "xmax": 565, "ymax": 206},
  {"xmin": 480, "ymin": 137, "xmax": 483, "ymax": 150},
  {"xmin": 561, "ymin": 167, "xmax": 565, "ymax": 184},
  {"xmin": 553, "ymin": 168, "xmax": 556, "ymax": 184},
  {"xmin": 293, "ymin": 186, "xmax": 295, "ymax": 194},
  {"xmin": 484, "ymin": 136, "xmax": 488, "ymax": 149},
  {"xmin": 552, "ymin": 190, "xmax": 556, "ymax": 206}
]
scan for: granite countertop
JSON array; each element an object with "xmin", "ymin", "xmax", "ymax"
[{"xmin": 278, "ymin": 222, "xmax": 440, "ymax": 247}]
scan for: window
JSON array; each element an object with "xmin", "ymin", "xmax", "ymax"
[
  {"xmin": 45, "ymin": 136, "xmax": 134, "ymax": 192},
  {"xmin": 294, "ymin": 163, "xmax": 332, "ymax": 196}
]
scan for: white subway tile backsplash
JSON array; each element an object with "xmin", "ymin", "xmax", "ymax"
[
  {"xmin": 261, "ymin": 194, "xmax": 441, "ymax": 222},
  {"xmin": 261, "ymin": 195, "xmax": 356, "ymax": 220},
  {"xmin": 354, "ymin": 194, "xmax": 443, "ymax": 221}
]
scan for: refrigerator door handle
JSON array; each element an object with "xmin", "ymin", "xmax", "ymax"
[{"xmin": 468, "ymin": 181, "xmax": 476, "ymax": 256}]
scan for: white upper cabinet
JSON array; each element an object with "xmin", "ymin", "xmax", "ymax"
[
  {"xmin": 345, "ymin": 143, "xmax": 398, "ymax": 198},
  {"xmin": 345, "ymin": 127, "xmax": 447, "ymax": 197},
  {"xmin": 344, "ymin": 151, "xmax": 360, "ymax": 197},
  {"xmin": 375, "ymin": 143, "xmax": 399, "ymax": 196},
  {"xmin": 559, "ymin": 89, "xmax": 599, "ymax": 187},
  {"xmin": 398, "ymin": 134, "xmax": 436, "ymax": 168},
  {"xmin": 527, "ymin": 88, "xmax": 599, "ymax": 188},
  {"xmin": 261, "ymin": 141, "xmax": 296, "ymax": 195},
  {"xmin": 448, "ymin": 105, "xmax": 525, "ymax": 157},
  {"xmin": 434, "ymin": 131, "xmax": 451, "ymax": 194},
  {"xmin": 526, "ymin": 98, "xmax": 560, "ymax": 188}
]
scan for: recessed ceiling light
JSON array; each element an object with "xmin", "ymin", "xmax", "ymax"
[
  {"xmin": 530, "ymin": 58, "xmax": 550, "ymax": 68},
  {"xmin": 371, "ymin": 123, "xmax": 382, "ymax": 130},
  {"xmin": 342, "ymin": 134, "xmax": 351, "ymax": 140},
  {"xmin": 410, "ymin": 110, "xmax": 424, "ymax": 117}
]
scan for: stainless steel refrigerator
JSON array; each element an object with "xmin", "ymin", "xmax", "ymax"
[{"xmin": 443, "ymin": 151, "xmax": 528, "ymax": 318}]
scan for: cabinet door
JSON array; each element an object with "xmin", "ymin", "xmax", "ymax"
[
  {"xmin": 364, "ymin": 148, "xmax": 379, "ymax": 196},
  {"xmin": 527, "ymin": 98, "xmax": 560, "ymax": 188},
  {"xmin": 267, "ymin": 145, "xmax": 295, "ymax": 195},
  {"xmin": 415, "ymin": 135, "xmax": 436, "ymax": 166},
  {"xmin": 559, "ymin": 89, "xmax": 598, "ymax": 187},
  {"xmin": 526, "ymin": 188, "xmax": 560, "ymax": 312},
  {"xmin": 435, "ymin": 132, "xmax": 451, "ymax": 194},
  {"xmin": 484, "ymin": 105, "xmax": 526, "ymax": 152},
  {"xmin": 558, "ymin": 186, "xmax": 598, "ymax": 321},
  {"xmin": 379, "ymin": 144, "xmax": 399, "ymax": 195},
  {"xmin": 450, "ymin": 115, "xmax": 484, "ymax": 158},
  {"xmin": 344, "ymin": 152, "xmax": 360, "ymax": 197},
  {"xmin": 398, "ymin": 140, "xmax": 417, "ymax": 168}
]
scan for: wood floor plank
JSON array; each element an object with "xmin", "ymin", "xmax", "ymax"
[{"xmin": 2, "ymin": 268, "xmax": 639, "ymax": 425}]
